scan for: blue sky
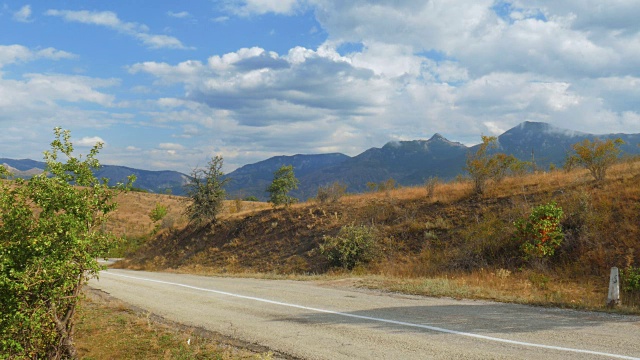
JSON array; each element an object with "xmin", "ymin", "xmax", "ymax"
[{"xmin": 1, "ymin": 1, "xmax": 640, "ymax": 173}]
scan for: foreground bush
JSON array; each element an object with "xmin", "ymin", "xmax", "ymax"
[
  {"xmin": 514, "ymin": 202, "xmax": 564, "ymax": 260},
  {"xmin": 320, "ymin": 225, "xmax": 380, "ymax": 270},
  {"xmin": 0, "ymin": 128, "xmax": 133, "ymax": 359}
]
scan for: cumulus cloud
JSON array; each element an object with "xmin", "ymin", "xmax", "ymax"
[
  {"xmin": 76, "ymin": 136, "xmax": 105, "ymax": 147},
  {"xmin": 13, "ymin": 5, "xmax": 32, "ymax": 22},
  {"xmin": 45, "ymin": 9, "xmax": 191, "ymax": 50},
  {"xmin": 130, "ymin": 46, "xmax": 388, "ymax": 128},
  {"xmin": 0, "ymin": 45, "xmax": 75, "ymax": 68}
]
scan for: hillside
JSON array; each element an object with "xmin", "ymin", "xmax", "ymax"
[{"xmin": 118, "ymin": 157, "xmax": 640, "ymax": 310}]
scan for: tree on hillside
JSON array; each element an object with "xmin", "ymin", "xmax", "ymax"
[
  {"xmin": 267, "ymin": 165, "xmax": 299, "ymax": 207},
  {"xmin": 565, "ymin": 138, "xmax": 625, "ymax": 182},
  {"xmin": 466, "ymin": 136, "xmax": 498, "ymax": 194},
  {"xmin": 0, "ymin": 128, "xmax": 134, "ymax": 358},
  {"xmin": 465, "ymin": 136, "xmax": 528, "ymax": 194},
  {"xmin": 184, "ymin": 155, "xmax": 230, "ymax": 224}
]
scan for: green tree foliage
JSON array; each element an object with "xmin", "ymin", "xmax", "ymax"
[
  {"xmin": 267, "ymin": 165, "xmax": 299, "ymax": 207},
  {"xmin": 184, "ymin": 156, "xmax": 230, "ymax": 224},
  {"xmin": 0, "ymin": 128, "xmax": 134, "ymax": 359},
  {"xmin": 565, "ymin": 138, "xmax": 625, "ymax": 182},
  {"xmin": 514, "ymin": 202, "xmax": 564, "ymax": 260},
  {"xmin": 149, "ymin": 203, "xmax": 168, "ymax": 223},
  {"xmin": 149, "ymin": 203, "xmax": 169, "ymax": 234},
  {"xmin": 320, "ymin": 225, "xmax": 380, "ymax": 270}
]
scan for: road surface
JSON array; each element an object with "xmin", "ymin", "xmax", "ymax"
[{"xmin": 89, "ymin": 269, "xmax": 640, "ymax": 359}]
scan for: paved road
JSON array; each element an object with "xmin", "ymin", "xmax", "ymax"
[{"xmin": 89, "ymin": 269, "xmax": 640, "ymax": 360}]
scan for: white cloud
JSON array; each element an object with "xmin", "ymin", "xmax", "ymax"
[
  {"xmin": 225, "ymin": 0, "xmax": 301, "ymax": 16},
  {"xmin": 45, "ymin": 9, "xmax": 190, "ymax": 50},
  {"xmin": 167, "ymin": 11, "xmax": 191, "ymax": 19},
  {"xmin": 13, "ymin": 5, "xmax": 32, "ymax": 22},
  {"xmin": 0, "ymin": 45, "xmax": 75, "ymax": 68},
  {"xmin": 77, "ymin": 136, "xmax": 105, "ymax": 147},
  {"xmin": 158, "ymin": 143, "xmax": 185, "ymax": 150}
]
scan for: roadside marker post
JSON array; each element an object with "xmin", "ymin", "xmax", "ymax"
[{"xmin": 608, "ymin": 267, "xmax": 620, "ymax": 308}]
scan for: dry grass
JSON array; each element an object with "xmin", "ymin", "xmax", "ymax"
[{"xmin": 76, "ymin": 289, "xmax": 273, "ymax": 359}]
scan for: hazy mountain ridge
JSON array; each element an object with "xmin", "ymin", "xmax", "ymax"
[
  {"xmin": 3, "ymin": 122, "xmax": 640, "ymax": 199},
  {"xmin": 225, "ymin": 121, "xmax": 640, "ymax": 200},
  {"xmin": 0, "ymin": 159, "xmax": 190, "ymax": 195}
]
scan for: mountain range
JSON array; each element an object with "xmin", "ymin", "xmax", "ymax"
[
  {"xmin": 2, "ymin": 122, "xmax": 640, "ymax": 199},
  {"xmin": 223, "ymin": 121, "xmax": 640, "ymax": 200}
]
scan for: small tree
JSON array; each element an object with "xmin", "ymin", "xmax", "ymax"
[
  {"xmin": 0, "ymin": 128, "xmax": 133, "ymax": 358},
  {"xmin": 565, "ymin": 138, "xmax": 625, "ymax": 182},
  {"xmin": 184, "ymin": 155, "xmax": 230, "ymax": 224},
  {"xmin": 267, "ymin": 165, "xmax": 299, "ymax": 207},
  {"xmin": 466, "ymin": 136, "xmax": 497, "ymax": 194}
]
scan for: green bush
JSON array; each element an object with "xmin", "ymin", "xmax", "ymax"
[
  {"xmin": 514, "ymin": 202, "xmax": 564, "ymax": 260},
  {"xmin": 621, "ymin": 266, "xmax": 640, "ymax": 293},
  {"xmin": 0, "ymin": 128, "xmax": 133, "ymax": 358},
  {"xmin": 320, "ymin": 225, "xmax": 380, "ymax": 270},
  {"xmin": 149, "ymin": 203, "xmax": 168, "ymax": 223}
]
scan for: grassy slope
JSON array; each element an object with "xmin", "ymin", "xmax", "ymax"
[{"xmin": 114, "ymin": 159, "xmax": 640, "ymax": 311}]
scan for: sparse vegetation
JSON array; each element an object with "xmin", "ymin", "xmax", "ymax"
[
  {"xmin": 0, "ymin": 128, "xmax": 133, "ymax": 358},
  {"xmin": 366, "ymin": 178, "xmax": 396, "ymax": 193},
  {"xmin": 266, "ymin": 165, "xmax": 299, "ymax": 207},
  {"xmin": 316, "ymin": 181, "xmax": 347, "ymax": 203},
  {"xmin": 424, "ymin": 177, "xmax": 439, "ymax": 199},
  {"xmin": 184, "ymin": 155, "xmax": 230, "ymax": 224}
]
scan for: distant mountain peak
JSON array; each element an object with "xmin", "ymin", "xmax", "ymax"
[
  {"xmin": 429, "ymin": 133, "xmax": 446, "ymax": 141},
  {"xmin": 509, "ymin": 121, "xmax": 586, "ymax": 137}
]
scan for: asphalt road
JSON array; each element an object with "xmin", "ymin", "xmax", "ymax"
[{"xmin": 89, "ymin": 269, "xmax": 640, "ymax": 360}]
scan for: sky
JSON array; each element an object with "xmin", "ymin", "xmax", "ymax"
[{"xmin": 1, "ymin": 1, "xmax": 640, "ymax": 173}]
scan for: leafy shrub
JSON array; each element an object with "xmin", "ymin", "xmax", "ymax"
[
  {"xmin": 320, "ymin": 225, "xmax": 380, "ymax": 270},
  {"xmin": 621, "ymin": 266, "xmax": 640, "ymax": 293},
  {"xmin": 149, "ymin": 203, "xmax": 168, "ymax": 223},
  {"xmin": 316, "ymin": 181, "xmax": 347, "ymax": 203},
  {"xmin": 514, "ymin": 202, "xmax": 564, "ymax": 260},
  {"xmin": 184, "ymin": 156, "xmax": 229, "ymax": 224},
  {"xmin": 0, "ymin": 128, "xmax": 133, "ymax": 358},
  {"xmin": 243, "ymin": 196, "xmax": 259, "ymax": 202}
]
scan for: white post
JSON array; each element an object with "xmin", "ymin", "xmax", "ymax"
[{"xmin": 607, "ymin": 267, "xmax": 620, "ymax": 308}]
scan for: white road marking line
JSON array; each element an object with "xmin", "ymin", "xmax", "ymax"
[{"xmin": 101, "ymin": 271, "xmax": 640, "ymax": 360}]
